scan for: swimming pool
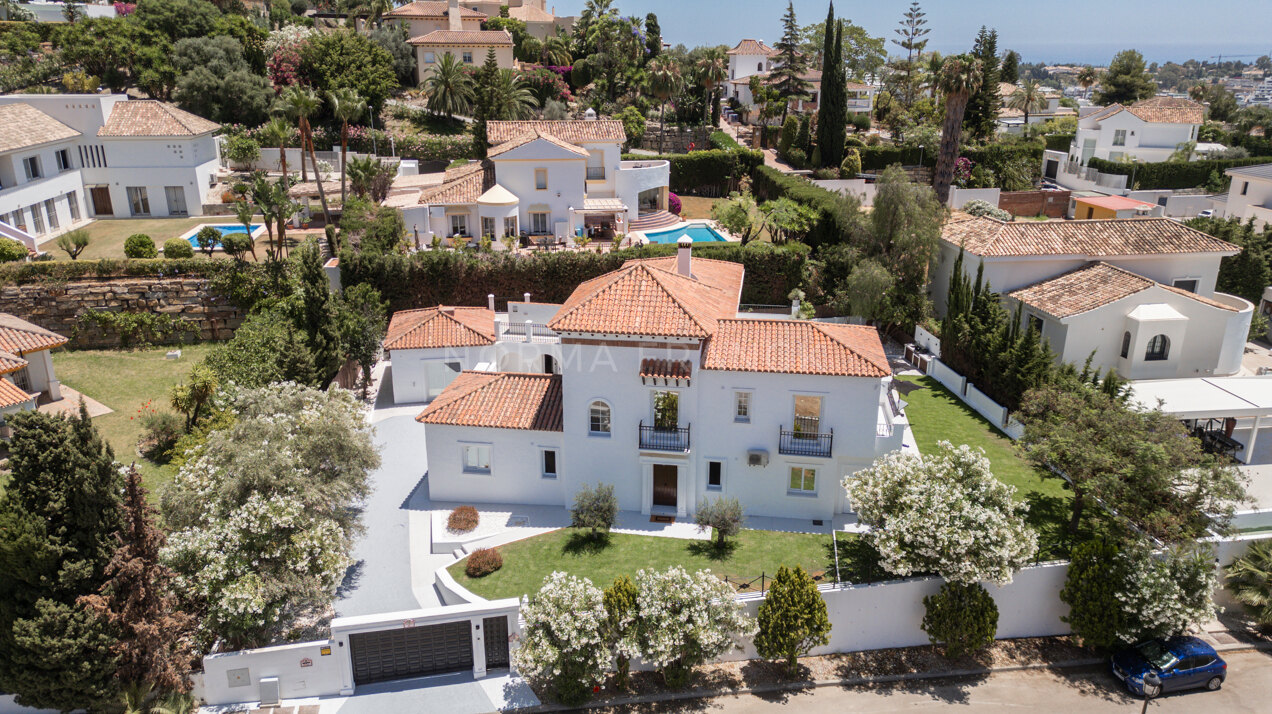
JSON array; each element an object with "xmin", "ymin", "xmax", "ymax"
[
  {"xmin": 643, "ymin": 223, "xmax": 729, "ymax": 243},
  {"xmin": 183, "ymin": 224, "xmax": 265, "ymax": 248}
]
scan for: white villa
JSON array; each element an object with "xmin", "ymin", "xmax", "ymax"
[
  {"xmin": 0, "ymin": 94, "xmax": 221, "ymax": 248},
  {"xmin": 996, "ymin": 82, "xmax": 1076, "ymax": 134},
  {"xmin": 934, "ymin": 214, "xmax": 1252, "ymax": 381},
  {"xmin": 0, "ymin": 314, "xmax": 67, "ymax": 430},
  {"xmin": 401, "ymin": 119, "xmax": 671, "ymax": 243},
  {"xmin": 724, "ymin": 39, "xmax": 874, "ymax": 122},
  {"xmin": 1068, "ymin": 96, "xmax": 1205, "ymax": 164},
  {"xmin": 1219, "ymin": 163, "xmax": 1272, "ymax": 229},
  {"xmin": 396, "ymin": 241, "xmax": 907, "ymax": 521}
]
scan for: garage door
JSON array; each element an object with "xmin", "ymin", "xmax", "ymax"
[{"xmin": 349, "ymin": 621, "xmax": 473, "ymax": 685}]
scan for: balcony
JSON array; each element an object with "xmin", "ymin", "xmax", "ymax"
[
  {"xmin": 639, "ymin": 421, "xmax": 690, "ymax": 453},
  {"xmin": 778, "ymin": 426, "xmax": 834, "ymax": 458},
  {"xmin": 586, "ymin": 166, "xmax": 606, "ymax": 181},
  {"xmin": 495, "ymin": 320, "xmax": 559, "ymax": 343}
]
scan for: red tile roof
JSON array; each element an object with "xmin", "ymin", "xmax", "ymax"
[
  {"xmin": 727, "ymin": 39, "xmax": 778, "ymax": 57},
  {"xmin": 486, "ymin": 129, "xmax": 589, "ymax": 158},
  {"xmin": 0, "ymin": 103, "xmax": 80, "ymax": 153},
  {"xmin": 0, "ymin": 352, "xmax": 27, "ymax": 375},
  {"xmin": 416, "ymin": 371, "xmax": 562, "ymax": 431},
  {"xmin": 0, "ymin": 314, "xmax": 68, "ymax": 355},
  {"xmin": 417, "ymin": 160, "xmax": 494, "ymax": 205},
  {"xmin": 1126, "ymin": 97, "xmax": 1205, "ymax": 124},
  {"xmin": 384, "ymin": 307, "xmax": 496, "ymax": 350},
  {"xmin": 0, "ymin": 378, "xmax": 33, "ymax": 409},
  {"xmin": 98, "ymin": 100, "xmax": 220, "ymax": 137},
  {"xmin": 640, "ymin": 358, "xmax": 692, "ymax": 381},
  {"xmin": 385, "ymin": 1, "xmax": 487, "ymax": 19},
  {"xmin": 701, "ymin": 319, "xmax": 890, "ymax": 378},
  {"xmin": 407, "ymin": 30, "xmax": 512, "ymax": 46},
  {"xmin": 1009, "ymin": 262, "xmax": 1239, "ymax": 319},
  {"xmin": 547, "ymin": 257, "xmax": 744, "ymax": 338},
  {"xmin": 942, "ymin": 214, "xmax": 1240, "ymax": 257},
  {"xmin": 487, "ymin": 120, "xmax": 627, "ymax": 145}
]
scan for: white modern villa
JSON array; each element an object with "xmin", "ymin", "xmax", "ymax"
[
  {"xmin": 724, "ymin": 39, "xmax": 874, "ymax": 122},
  {"xmin": 934, "ymin": 213, "xmax": 1253, "ymax": 380},
  {"xmin": 395, "ymin": 241, "xmax": 907, "ymax": 521},
  {"xmin": 401, "ymin": 119, "xmax": 671, "ymax": 243},
  {"xmin": 0, "ymin": 94, "xmax": 221, "ymax": 249},
  {"xmin": 1067, "ymin": 96, "xmax": 1205, "ymax": 165},
  {"xmin": 1219, "ymin": 163, "xmax": 1272, "ymax": 229}
]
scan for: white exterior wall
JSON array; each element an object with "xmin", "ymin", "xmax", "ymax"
[
  {"xmin": 388, "ymin": 345, "xmax": 491, "ymax": 404},
  {"xmin": 1072, "ymin": 111, "xmax": 1198, "ymax": 164},
  {"xmin": 728, "ymin": 53, "xmax": 772, "ymax": 83},
  {"xmin": 424, "ymin": 422, "xmax": 565, "ymax": 506},
  {"xmin": 614, "ymin": 160, "xmax": 670, "ymax": 223},
  {"xmin": 92, "ymin": 136, "xmax": 219, "ymax": 218},
  {"xmin": 490, "ymin": 149, "xmax": 585, "ymax": 234},
  {"xmin": 1224, "ymin": 173, "xmax": 1272, "ymax": 228},
  {"xmin": 0, "ymin": 145, "xmax": 89, "ymax": 243}
]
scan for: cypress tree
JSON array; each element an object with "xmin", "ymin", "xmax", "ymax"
[
  {"xmin": 294, "ymin": 237, "xmax": 343, "ymax": 380},
  {"xmin": 816, "ymin": 6, "xmax": 848, "ymax": 168},
  {"xmin": 754, "ymin": 565, "xmax": 832, "ymax": 676},
  {"xmin": 0, "ymin": 405, "xmax": 124, "ymax": 711},
  {"xmin": 471, "ymin": 48, "xmax": 501, "ymax": 158}
]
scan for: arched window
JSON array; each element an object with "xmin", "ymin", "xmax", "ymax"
[
  {"xmin": 1145, "ymin": 334, "xmax": 1170, "ymax": 361},
  {"xmin": 589, "ymin": 401, "xmax": 611, "ymax": 435},
  {"xmin": 757, "ymin": 61, "xmax": 764, "ymax": 72},
  {"xmin": 1120, "ymin": 331, "xmax": 1131, "ymax": 359}
]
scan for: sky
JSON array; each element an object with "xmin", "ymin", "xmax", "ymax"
[{"xmin": 551, "ymin": 0, "xmax": 1272, "ymax": 66}]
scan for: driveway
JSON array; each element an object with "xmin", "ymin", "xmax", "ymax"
[{"xmin": 599, "ymin": 649, "xmax": 1272, "ymax": 713}]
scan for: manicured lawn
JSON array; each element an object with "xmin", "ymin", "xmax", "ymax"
[
  {"xmin": 51, "ymin": 344, "xmax": 215, "ymax": 497},
  {"xmin": 49, "ymin": 216, "xmax": 284, "ymax": 261},
  {"xmin": 677, "ymin": 195, "xmax": 720, "ymax": 220},
  {"xmin": 896, "ymin": 375, "xmax": 1079, "ymax": 558},
  {"xmin": 450, "ymin": 528, "xmax": 835, "ymax": 600}
]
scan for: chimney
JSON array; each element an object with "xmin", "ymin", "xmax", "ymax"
[
  {"xmin": 487, "ymin": 293, "xmax": 496, "ymax": 311},
  {"xmin": 523, "ymin": 292, "xmax": 531, "ymax": 303},
  {"xmin": 676, "ymin": 236, "xmax": 692, "ymax": 278},
  {"xmin": 448, "ymin": 0, "xmax": 462, "ymax": 31}
]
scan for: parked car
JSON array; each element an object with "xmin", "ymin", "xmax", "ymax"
[
  {"xmin": 1111, "ymin": 636, "xmax": 1226, "ymax": 697},
  {"xmin": 1198, "ymin": 209, "xmax": 1215, "ymax": 218}
]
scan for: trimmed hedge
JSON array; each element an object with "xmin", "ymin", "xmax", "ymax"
[
  {"xmin": 1044, "ymin": 133, "xmax": 1075, "ymax": 152},
  {"xmin": 621, "ymin": 148, "xmax": 762, "ymax": 197},
  {"xmin": 1088, "ymin": 155, "xmax": 1272, "ymax": 190},
  {"xmin": 751, "ymin": 165, "xmax": 860, "ymax": 249},
  {"xmin": 339, "ymin": 241, "xmax": 810, "ymax": 312},
  {"xmin": 0, "ymin": 257, "xmax": 246, "ymax": 285},
  {"xmin": 859, "ymin": 145, "xmax": 934, "ymax": 170},
  {"xmin": 709, "ymin": 130, "xmax": 744, "ymax": 151}
]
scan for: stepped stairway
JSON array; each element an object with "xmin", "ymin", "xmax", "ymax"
[{"xmin": 629, "ymin": 210, "xmax": 682, "ymax": 233}]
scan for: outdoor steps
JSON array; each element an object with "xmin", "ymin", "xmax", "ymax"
[{"xmin": 630, "ymin": 210, "xmax": 681, "ymax": 232}]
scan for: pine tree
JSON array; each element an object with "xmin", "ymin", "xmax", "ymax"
[
  {"xmin": 754, "ymin": 565, "xmax": 831, "ymax": 677},
  {"xmin": 771, "ymin": 1, "xmax": 810, "ymax": 123},
  {"xmin": 80, "ymin": 466, "xmax": 197, "ymax": 694},
  {"xmin": 964, "ymin": 26, "xmax": 1001, "ymax": 142},
  {"xmin": 817, "ymin": 10, "xmax": 848, "ymax": 168},
  {"xmin": 471, "ymin": 48, "xmax": 501, "ymax": 158},
  {"xmin": 294, "ymin": 237, "xmax": 343, "ymax": 380},
  {"xmin": 1000, "ymin": 50, "xmax": 1020, "ymax": 84},
  {"xmin": 891, "ymin": 1, "xmax": 930, "ymax": 107},
  {"xmin": 602, "ymin": 576, "xmax": 638, "ymax": 687},
  {"xmin": 0, "ymin": 405, "xmax": 125, "ymax": 711}
]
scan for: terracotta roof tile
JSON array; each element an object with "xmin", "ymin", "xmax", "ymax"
[
  {"xmin": 508, "ymin": 4, "xmax": 555, "ymax": 22},
  {"xmin": 548, "ymin": 257, "xmax": 744, "ymax": 338},
  {"xmin": 640, "ymin": 358, "xmax": 692, "ymax": 381},
  {"xmin": 416, "ymin": 372, "xmax": 562, "ymax": 431},
  {"xmin": 486, "ymin": 129, "xmax": 589, "ymax": 158},
  {"xmin": 0, "ymin": 314, "xmax": 68, "ymax": 355},
  {"xmin": 727, "ymin": 39, "xmax": 778, "ymax": 57},
  {"xmin": 0, "ymin": 352, "xmax": 28, "ymax": 375},
  {"xmin": 0, "ymin": 103, "xmax": 80, "ymax": 153},
  {"xmin": 1010, "ymin": 262, "xmax": 1240, "ymax": 319},
  {"xmin": 701, "ymin": 320, "xmax": 890, "ymax": 377},
  {"xmin": 0, "ymin": 378, "xmax": 34, "ymax": 409},
  {"xmin": 1159, "ymin": 284, "xmax": 1239, "ymax": 311},
  {"xmin": 384, "ymin": 307, "xmax": 496, "ymax": 350},
  {"xmin": 385, "ymin": 1, "xmax": 487, "ymax": 19},
  {"xmin": 1084, "ymin": 103, "xmax": 1126, "ymax": 122},
  {"xmin": 417, "ymin": 160, "xmax": 494, "ymax": 205},
  {"xmin": 487, "ymin": 120, "xmax": 626, "ymax": 145},
  {"xmin": 98, "ymin": 100, "xmax": 220, "ymax": 137},
  {"xmin": 407, "ymin": 29, "xmax": 512, "ymax": 46},
  {"xmin": 942, "ymin": 214, "xmax": 1240, "ymax": 258},
  {"xmin": 1126, "ymin": 96, "xmax": 1205, "ymax": 124}
]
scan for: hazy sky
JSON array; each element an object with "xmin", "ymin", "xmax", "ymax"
[{"xmin": 550, "ymin": 0, "xmax": 1272, "ymax": 65}]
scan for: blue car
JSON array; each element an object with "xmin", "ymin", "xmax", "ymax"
[{"xmin": 1111, "ymin": 636, "xmax": 1227, "ymax": 697}]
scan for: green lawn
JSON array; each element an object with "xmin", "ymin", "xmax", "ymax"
[
  {"xmin": 450, "ymin": 528, "xmax": 835, "ymax": 600},
  {"xmin": 51, "ymin": 344, "xmax": 214, "ymax": 497},
  {"xmin": 896, "ymin": 375, "xmax": 1078, "ymax": 558},
  {"xmin": 52, "ymin": 216, "xmax": 286, "ymax": 261}
]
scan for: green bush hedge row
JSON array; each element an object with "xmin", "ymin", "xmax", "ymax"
[
  {"xmin": 751, "ymin": 165, "xmax": 859, "ymax": 249},
  {"xmin": 1088, "ymin": 155, "xmax": 1272, "ymax": 189},
  {"xmin": 338, "ymin": 242, "xmax": 810, "ymax": 312},
  {"xmin": 709, "ymin": 131, "xmax": 745, "ymax": 151},
  {"xmin": 1044, "ymin": 133, "xmax": 1075, "ymax": 152},
  {"xmin": 621, "ymin": 148, "xmax": 763, "ymax": 197},
  {"xmin": 0, "ymin": 257, "xmax": 244, "ymax": 285},
  {"xmin": 856, "ymin": 141, "xmax": 1046, "ymax": 173}
]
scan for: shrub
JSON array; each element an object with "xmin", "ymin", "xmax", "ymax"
[
  {"xmin": 850, "ymin": 113, "xmax": 872, "ymax": 132},
  {"xmin": 634, "ymin": 566, "xmax": 756, "ymax": 688},
  {"xmin": 219, "ymin": 232, "xmax": 254, "ymax": 260},
  {"xmin": 195, "ymin": 226, "xmax": 221, "ymax": 256},
  {"xmin": 1044, "ymin": 133, "xmax": 1074, "ymax": 152},
  {"xmin": 708, "ymin": 130, "xmax": 743, "ymax": 151},
  {"xmin": 962, "ymin": 198, "xmax": 1011, "ymax": 221},
  {"xmin": 1089, "ymin": 155, "xmax": 1272, "ymax": 190},
  {"xmin": 447, "ymin": 505, "xmax": 479, "ymax": 533},
  {"xmin": 55, "ymin": 229, "xmax": 91, "ymax": 259},
  {"xmin": 123, "ymin": 234, "xmax": 157, "ymax": 259},
  {"xmin": 785, "ymin": 147, "xmax": 807, "ymax": 168},
  {"xmin": 571, "ymin": 483, "xmax": 618, "ymax": 539},
  {"xmin": 465, "ymin": 547, "xmax": 503, "ymax": 577},
  {"xmin": 810, "ymin": 146, "xmax": 822, "ymax": 169},
  {"xmin": 754, "ymin": 565, "xmax": 831, "ymax": 677},
  {"xmin": 693, "ymin": 496, "xmax": 744, "ymax": 547},
  {"xmin": 224, "ymin": 134, "xmax": 261, "ymax": 166},
  {"xmin": 812, "ymin": 168, "xmax": 838, "ymax": 180},
  {"xmin": 1226, "ymin": 539, "xmax": 1272, "ymax": 626},
  {"xmin": 162, "ymin": 238, "xmax": 194, "ymax": 259},
  {"xmin": 921, "ymin": 581, "xmax": 999, "ymax": 659},
  {"xmin": 839, "ymin": 148, "xmax": 861, "ymax": 179},
  {"xmin": 139, "ymin": 410, "xmax": 184, "ymax": 463},
  {"xmin": 751, "ymin": 165, "xmax": 861, "ymax": 249},
  {"xmin": 668, "ymin": 192, "xmax": 682, "ymax": 215},
  {"xmin": 622, "ymin": 148, "xmax": 762, "ymax": 196},
  {"xmin": 1060, "ymin": 539, "xmax": 1126, "ymax": 651},
  {"xmin": 514, "ymin": 572, "xmax": 610, "ymax": 706},
  {"xmin": 844, "ymin": 134, "xmax": 866, "ymax": 149},
  {"xmin": 0, "ymin": 237, "xmax": 28, "ymax": 262}
]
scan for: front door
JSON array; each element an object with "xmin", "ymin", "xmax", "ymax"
[
  {"xmin": 482, "ymin": 616, "xmax": 509, "ymax": 669},
  {"xmin": 89, "ymin": 187, "xmax": 113, "ymax": 216},
  {"xmin": 652, "ymin": 464, "xmax": 677, "ymax": 508}
]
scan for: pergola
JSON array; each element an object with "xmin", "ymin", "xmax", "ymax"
[{"xmin": 1129, "ymin": 377, "xmax": 1272, "ymax": 464}]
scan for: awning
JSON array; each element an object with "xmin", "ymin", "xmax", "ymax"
[
  {"xmin": 1129, "ymin": 377, "xmax": 1272, "ymax": 420},
  {"xmin": 581, "ymin": 197, "xmax": 626, "ymax": 213},
  {"xmin": 640, "ymin": 358, "xmax": 692, "ymax": 386}
]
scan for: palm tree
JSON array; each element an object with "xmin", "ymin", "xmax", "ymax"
[
  {"xmin": 1076, "ymin": 65, "xmax": 1098, "ymax": 96},
  {"xmin": 933, "ymin": 54, "xmax": 983, "ymax": 204},
  {"xmin": 422, "ymin": 53, "xmax": 475, "ymax": 120},
  {"xmin": 233, "ymin": 199, "xmax": 258, "ymax": 261},
  {"xmin": 1007, "ymin": 78, "xmax": 1047, "ymax": 126},
  {"xmin": 646, "ymin": 57, "xmax": 682, "ymax": 154},
  {"xmin": 540, "ymin": 35, "xmax": 572, "ymax": 66},
  {"xmin": 1226, "ymin": 539, "xmax": 1272, "ymax": 626},
  {"xmin": 924, "ymin": 51, "xmax": 945, "ymax": 98},
  {"xmin": 1188, "ymin": 83, "xmax": 1207, "ymax": 102},
  {"xmin": 278, "ymin": 85, "xmax": 332, "ymax": 238},
  {"xmin": 489, "ymin": 69, "xmax": 538, "ymax": 120},
  {"xmin": 259, "ymin": 116, "xmax": 292, "ymax": 186},
  {"xmin": 328, "ymin": 88, "xmax": 367, "ymax": 208},
  {"xmin": 696, "ymin": 50, "xmax": 728, "ymax": 127}
]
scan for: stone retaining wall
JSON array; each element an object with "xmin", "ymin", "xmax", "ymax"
[{"xmin": 0, "ymin": 276, "xmax": 244, "ymax": 349}]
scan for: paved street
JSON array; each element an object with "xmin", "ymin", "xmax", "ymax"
[{"xmin": 604, "ymin": 650, "xmax": 1272, "ymax": 713}]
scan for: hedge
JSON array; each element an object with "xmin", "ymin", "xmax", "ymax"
[
  {"xmin": 1088, "ymin": 155, "xmax": 1272, "ymax": 190},
  {"xmin": 709, "ymin": 130, "xmax": 744, "ymax": 151},
  {"xmin": 751, "ymin": 165, "xmax": 859, "ymax": 249},
  {"xmin": 859, "ymin": 145, "xmax": 934, "ymax": 171},
  {"xmin": 620, "ymin": 148, "xmax": 762, "ymax": 197},
  {"xmin": 1044, "ymin": 133, "xmax": 1075, "ymax": 152},
  {"xmin": 0, "ymin": 257, "xmax": 245, "ymax": 285},
  {"xmin": 338, "ymin": 242, "xmax": 810, "ymax": 312}
]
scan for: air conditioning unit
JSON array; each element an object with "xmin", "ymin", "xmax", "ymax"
[{"xmin": 747, "ymin": 449, "xmax": 769, "ymax": 467}]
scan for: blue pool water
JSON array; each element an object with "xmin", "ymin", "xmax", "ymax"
[
  {"xmin": 644, "ymin": 224, "xmax": 728, "ymax": 243},
  {"xmin": 187, "ymin": 224, "xmax": 263, "ymax": 248}
]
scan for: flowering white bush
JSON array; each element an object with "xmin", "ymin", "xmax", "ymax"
[
  {"xmin": 512, "ymin": 572, "xmax": 610, "ymax": 705},
  {"xmin": 635, "ymin": 566, "xmax": 756, "ymax": 687},
  {"xmin": 264, "ymin": 25, "xmax": 315, "ymax": 58},
  {"xmin": 962, "ymin": 198, "xmax": 1012, "ymax": 221},
  {"xmin": 844, "ymin": 441, "xmax": 1038, "ymax": 585},
  {"xmin": 1116, "ymin": 545, "xmax": 1218, "ymax": 642}
]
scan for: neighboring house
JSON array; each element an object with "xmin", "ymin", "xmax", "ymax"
[
  {"xmin": 414, "ymin": 242, "xmax": 906, "ymax": 520},
  {"xmin": 0, "ymin": 314, "xmax": 68, "ymax": 431},
  {"xmin": 996, "ymin": 82, "xmax": 1076, "ymax": 134},
  {"xmin": 408, "ymin": 29, "xmax": 515, "ymax": 82},
  {"xmin": 384, "ymin": 0, "xmax": 486, "ymax": 39},
  {"xmin": 0, "ymin": 94, "xmax": 221, "ymax": 244},
  {"xmin": 401, "ymin": 119, "xmax": 670, "ymax": 241},
  {"xmin": 1068, "ymin": 96, "xmax": 1205, "ymax": 164},
  {"xmin": 457, "ymin": 0, "xmax": 576, "ymax": 38},
  {"xmin": 725, "ymin": 39, "xmax": 874, "ymax": 122},
  {"xmin": 1219, "ymin": 163, "xmax": 1272, "ymax": 228},
  {"xmin": 1070, "ymin": 194, "xmax": 1162, "ymax": 219},
  {"xmin": 934, "ymin": 213, "xmax": 1251, "ymax": 380}
]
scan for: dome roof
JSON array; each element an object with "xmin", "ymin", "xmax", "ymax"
[{"xmin": 477, "ymin": 184, "xmax": 519, "ymax": 206}]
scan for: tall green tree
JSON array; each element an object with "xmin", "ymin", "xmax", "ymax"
[
  {"xmin": 646, "ymin": 57, "xmax": 682, "ymax": 154},
  {"xmin": 933, "ymin": 54, "xmax": 982, "ymax": 204},
  {"xmin": 336, "ymin": 283, "xmax": 388, "ymax": 398},
  {"xmin": 1000, "ymin": 49, "xmax": 1020, "ymax": 84},
  {"xmin": 328, "ymin": 87, "xmax": 367, "ymax": 208},
  {"xmin": 644, "ymin": 13, "xmax": 661, "ymax": 61},
  {"xmin": 421, "ymin": 52, "xmax": 475, "ymax": 120},
  {"xmin": 1006, "ymin": 78, "xmax": 1047, "ymax": 126},
  {"xmin": 279, "ymin": 85, "xmax": 332, "ymax": 232},
  {"xmin": 1094, "ymin": 49, "xmax": 1158, "ymax": 106},
  {"xmin": 0, "ymin": 406, "xmax": 125, "ymax": 711},
  {"xmin": 963, "ymin": 26, "xmax": 1001, "ymax": 141},
  {"xmin": 697, "ymin": 49, "xmax": 728, "ymax": 127},
  {"xmin": 771, "ymin": 1, "xmax": 810, "ymax": 123},
  {"xmin": 816, "ymin": 7, "xmax": 847, "ymax": 169},
  {"xmin": 754, "ymin": 565, "xmax": 831, "ymax": 677},
  {"xmin": 602, "ymin": 576, "xmax": 638, "ymax": 687},
  {"xmin": 293, "ymin": 237, "xmax": 344, "ymax": 379},
  {"xmin": 890, "ymin": 0, "xmax": 930, "ymax": 107},
  {"xmin": 471, "ymin": 48, "xmax": 501, "ymax": 158}
]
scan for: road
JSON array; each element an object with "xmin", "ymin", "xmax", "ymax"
[{"xmin": 604, "ymin": 649, "xmax": 1272, "ymax": 713}]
